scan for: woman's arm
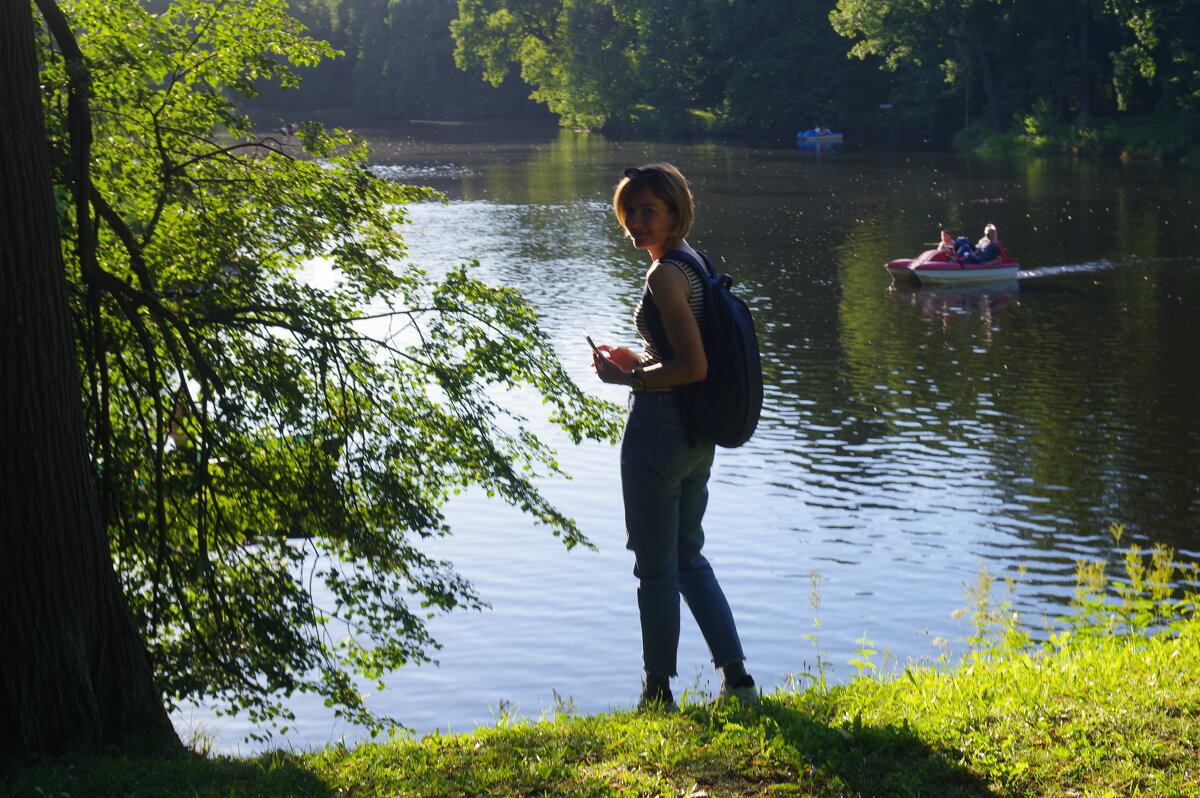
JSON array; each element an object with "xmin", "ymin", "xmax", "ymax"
[
  {"xmin": 640, "ymin": 260, "xmax": 707, "ymax": 387},
  {"xmin": 593, "ymin": 260, "xmax": 706, "ymax": 389}
]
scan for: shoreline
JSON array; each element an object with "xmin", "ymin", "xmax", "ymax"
[{"xmin": 8, "ymin": 613, "xmax": 1199, "ymax": 796}]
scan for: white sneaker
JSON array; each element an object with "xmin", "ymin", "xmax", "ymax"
[{"xmin": 715, "ymin": 680, "xmax": 759, "ymax": 705}]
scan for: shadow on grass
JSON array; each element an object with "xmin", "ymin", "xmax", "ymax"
[
  {"xmin": 758, "ymin": 702, "xmax": 999, "ymax": 797},
  {"xmin": 0, "ymin": 750, "xmax": 334, "ymax": 798}
]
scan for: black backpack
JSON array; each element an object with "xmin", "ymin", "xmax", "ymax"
[{"xmin": 659, "ymin": 249, "xmax": 763, "ymax": 448}]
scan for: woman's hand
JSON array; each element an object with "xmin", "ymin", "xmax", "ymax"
[
  {"xmin": 597, "ymin": 345, "xmax": 640, "ymax": 370},
  {"xmin": 592, "ymin": 346, "xmax": 636, "ymax": 384}
]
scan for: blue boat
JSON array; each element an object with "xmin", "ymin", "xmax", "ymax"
[{"xmin": 795, "ymin": 127, "xmax": 843, "ymax": 142}]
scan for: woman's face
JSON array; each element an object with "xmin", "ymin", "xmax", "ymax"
[
  {"xmin": 941, "ymin": 231, "xmax": 954, "ymax": 244},
  {"xmin": 620, "ymin": 186, "xmax": 679, "ymax": 257}
]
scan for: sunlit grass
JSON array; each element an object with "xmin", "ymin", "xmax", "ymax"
[
  {"xmin": 957, "ymin": 112, "xmax": 1198, "ymax": 161},
  {"xmin": 6, "ymin": 525, "xmax": 1200, "ymax": 796}
]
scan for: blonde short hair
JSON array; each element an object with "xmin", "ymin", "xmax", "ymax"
[{"xmin": 613, "ymin": 163, "xmax": 695, "ymax": 241}]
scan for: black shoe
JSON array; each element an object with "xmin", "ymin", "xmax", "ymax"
[{"xmin": 637, "ymin": 682, "xmax": 679, "ymax": 713}]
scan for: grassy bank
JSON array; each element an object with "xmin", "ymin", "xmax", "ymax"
[
  {"xmin": 7, "ymin": 536, "xmax": 1200, "ymax": 796},
  {"xmin": 954, "ymin": 110, "xmax": 1200, "ymax": 162}
]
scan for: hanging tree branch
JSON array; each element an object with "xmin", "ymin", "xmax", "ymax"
[{"xmin": 28, "ymin": 0, "xmax": 618, "ymax": 739}]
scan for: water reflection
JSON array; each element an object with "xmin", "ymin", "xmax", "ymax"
[
  {"xmin": 887, "ymin": 281, "xmax": 1018, "ymax": 337},
  {"xmin": 191, "ymin": 122, "xmax": 1200, "ymax": 750},
  {"xmin": 427, "ymin": 130, "xmax": 1198, "ymax": 715},
  {"xmin": 795, "ymin": 140, "xmax": 842, "ymax": 155}
]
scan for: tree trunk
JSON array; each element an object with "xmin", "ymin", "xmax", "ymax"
[
  {"xmin": 960, "ymin": 5, "xmax": 1003, "ymax": 132},
  {"xmin": 1076, "ymin": 0, "xmax": 1093, "ymax": 123},
  {"xmin": 976, "ymin": 47, "xmax": 1004, "ymax": 131},
  {"xmin": 0, "ymin": 0, "xmax": 181, "ymax": 759}
]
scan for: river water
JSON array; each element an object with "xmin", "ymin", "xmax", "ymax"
[{"xmin": 193, "ymin": 121, "xmax": 1200, "ymax": 752}]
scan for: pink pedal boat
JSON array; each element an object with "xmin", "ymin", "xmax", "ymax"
[{"xmin": 885, "ymin": 247, "xmax": 1019, "ymax": 286}]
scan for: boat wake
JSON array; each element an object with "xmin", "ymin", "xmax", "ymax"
[
  {"xmin": 1017, "ymin": 259, "xmax": 1119, "ymax": 280},
  {"xmin": 1019, "ymin": 255, "xmax": 1200, "ymax": 280}
]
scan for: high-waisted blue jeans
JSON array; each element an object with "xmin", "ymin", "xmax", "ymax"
[{"xmin": 621, "ymin": 391, "xmax": 745, "ymax": 677}]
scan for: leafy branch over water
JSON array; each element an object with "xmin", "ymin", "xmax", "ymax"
[{"xmin": 39, "ymin": 0, "xmax": 622, "ymax": 740}]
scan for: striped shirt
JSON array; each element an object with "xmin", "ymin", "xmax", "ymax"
[{"xmin": 633, "ymin": 257, "xmax": 707, "ymax": 379}]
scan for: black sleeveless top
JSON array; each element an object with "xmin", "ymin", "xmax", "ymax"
[{"xmin": 632, "ymin": 257, "xmax": 706, "ymax": 373}]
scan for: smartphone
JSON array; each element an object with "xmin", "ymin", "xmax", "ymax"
[{"xmin": 586, "ymin": 335, "xmax": 601, "ymax": 355}]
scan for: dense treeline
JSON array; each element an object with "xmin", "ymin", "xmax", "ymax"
[
  {"xmin": 250, "ymin": 0, "xmax": 548, "ymax": 119},
  {"xmin": 256, "ymin": 0, "xmax": 1198, "ymax": 147}
]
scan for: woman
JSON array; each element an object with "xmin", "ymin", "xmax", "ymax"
[
  {"xmin": 592, "ymin": 164, "xmax": 757, "ymax": 711},
  {"xmin": 937, "ymin": 229, "xmax": 957, "ymax": 255},
  {"xmin": 956, "ymin": 223, "xmax": 1002, "ymax": 264}
]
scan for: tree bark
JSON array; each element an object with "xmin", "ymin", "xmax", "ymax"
[
  {"xmin": 976, "ymin": 47, "xmax": 1004, "ymax": 131},
  {"xmin": 959, "ymin": 5, "xmax": 1003, "ymax": 132},
  {"xmin": 0, "ymin": 0, "xmax": 181, "ymax": 759},
  {"xmin": 1076, "ymin": 0, "xmax": 1094, "ymax": 123}
]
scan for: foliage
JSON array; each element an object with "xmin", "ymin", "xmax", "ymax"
[
  {"xmin": 254, "ymin": 0, "xmax": 543, "ymax": 119},
  {"xmin": 316, "ymin": 533, "xmax": 1200, "ymax": 796},
  {"xmin": 1106, "ymin": 0, "xmax": 1200, "ymax": 118},
  {"xmin": 9, "ymin": 531, "xmax": 1200, "ymax": 793},
  {"xmin": 9, "ymin": 605, "xmax": 1200, "ymax": 796},
  {"xmin": 40, "ymin": 0, "xmax": 621, "ymax": 738},
  {"xmin": 956, "ymin": 524, "xmax": 1200, "ymax": 658},
  {"xmin": 707, "ymin": 0, "xmax": 881, "ymax": 134},
  {"xmin": 223, "ymin": 0, "xmax": 1200, "ymax": 145},
  {"xmin": 450, "ymin": 0, "xmax": 641, "ymax": 129},
  {"xmin": 833, "ymin": 0, "xmax": 1200, "ymax": 143},
  {"xmin": 832, "ymin": 0, "xmax": 1020, "ymax": 131},
  {"xmin": 448, "ymin": 0, "xmax": 880, "ymax": 133}
]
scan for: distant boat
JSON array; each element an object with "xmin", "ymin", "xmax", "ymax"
[
  {"xmin": 885, "ymin": 247, "xmax": 1019, "ymax": 286},
  {"xmin": 796, "ymin": 127, "xmax": 843, "ymax": 142}
]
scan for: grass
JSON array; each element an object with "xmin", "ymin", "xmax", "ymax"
[
  {"xmin": 954, "ymin": 111, "xmax": 1200, "ymax": 162},
  {"xmin": 6, "ymin": 526, "xmax": 1200, "ymax": 797}
]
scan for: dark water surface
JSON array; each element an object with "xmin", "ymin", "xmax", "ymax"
[{"xmin": 194, "ymin": 121, "xmax": 1200, "ymax": 750}]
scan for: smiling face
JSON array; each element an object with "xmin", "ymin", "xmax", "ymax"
[{"xmin": 619, "ymin": 186, "xmax": 680, "ymax": 259}]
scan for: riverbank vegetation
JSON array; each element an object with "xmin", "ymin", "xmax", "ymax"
[
  {"xmin": 3, "ymin": 0, "xmax": 618, "ymax": 758},
  {"xmin": 255, "ymin": 0, "xmax": 1200, "ymax": 158},
  {"xmin": 6, "ymin": 528, "xmax": 1200, "ymax": 795},
  {"xmin": 954, "ymin": 110, "xmax": 1198, "ymax": 161}
]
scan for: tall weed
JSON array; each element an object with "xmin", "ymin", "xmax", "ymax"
[{"xmin": 962, "ymin": 523, "xmax": 1199, "ymax": 659}]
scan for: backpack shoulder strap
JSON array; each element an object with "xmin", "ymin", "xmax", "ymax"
[{"xmin": 660, "ymin": 248, "xmax": 716, "ymax": 281}]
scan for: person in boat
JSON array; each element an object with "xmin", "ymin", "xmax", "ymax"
[
  {"xmin": 937, "ymin": 229, "xmax": 957, "ymax": 255},
  {"xmin": 591, "ymin": 163, "xmax": 758, "ymax": 713},
  {"xmin": 955, "ymin": 223, "xmax": 1002, "ymax": 264}
]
